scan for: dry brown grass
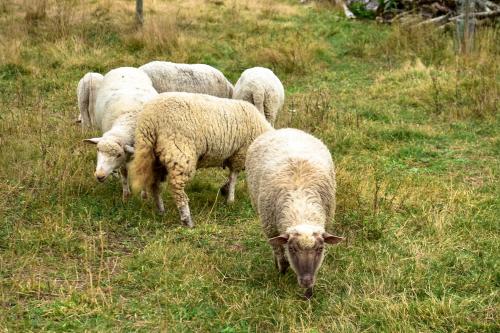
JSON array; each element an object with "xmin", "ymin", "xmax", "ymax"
[
  {"xmin": 0, "ymin": 1, "xmax": 498, "ymax": 331},
  {"xmin": 125, "ymin": 15, "xmax": 182, "ymax": 55},
  {"xmin": 24, "ymin": 0, "xmax": 48, "ymax": 22},
  {"xmin": 250, "ymin": 33, "xmax": 326, "ymax": 75},
  {"xmin": 378, "ymin": 24, "xmax": 499, "ymax": 119}
]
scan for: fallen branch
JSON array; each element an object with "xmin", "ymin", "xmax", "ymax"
[
  {"xmin": 388, "ymin": 9, "xmax": 417, "ymax": 23},
  {"xmin": 484, "ymin": 0, "xmax": 500, "ymax": 10},
  {"xmin": 415, "ymin": 13, "xmax": 451, "ymax": 27},
  {"xmin": 449, "ymin": 9, "xmax": 500, "ymax": 22}
]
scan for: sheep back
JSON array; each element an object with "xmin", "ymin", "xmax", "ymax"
[
  {"xmin": 131, "ymin": 92, "xmax": 273, "ymax": 191},
  {"xmin": 245, "ymin": 128, "xmax": 335, "ymax": 238},
  {"xmin": 94, "ymin": 67, "xmax": 157, "ymax": 132},
  {"xmin": 233, "ymin": 67, "xmax": 285, "ymax": 125},
  {"xmin": 139, "ymin": 61, "xmax": 234, "ymax": 98}
]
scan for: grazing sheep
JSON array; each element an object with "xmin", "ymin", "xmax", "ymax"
[
  {"xmin": 129, "ymin": 92, "xmax": 273, "ymax": 227},
  {"xmin": 233, "ymin": 67, "xmax": 284, "ymax": 125},
  {"xmin": 76, "ymin": 72, "xmax": 104, "ymax": 128},
  {"xmin": 139, "ymin": 61, "xmax": 234, "ymax": 98},
  {"xmin": 83, "ymin": 67, "xmax": 158, "ymax": 200},
  {"xmin": 245, "ymin": 128, "xmax": 343, "ymax": 299}
]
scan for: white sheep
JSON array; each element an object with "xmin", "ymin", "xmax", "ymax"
[
  {"xmin": 76, "ymin": 72, "xmax": 104, "ymax": 128},
  {"xmin": 245, "ymin": 128, "xmax": 343, "ymax": 299},
  {"xmin": 129, "ymin": 92, "xmax": 273, "ymax": 227},
  {"xmin": 233, "ymin": 67, "xmax": 284, "ymax": 125},
  {"xmin": 83, "ymin": 67, "xmax": 158, "ymax": 200},
  {"xmin": 139, "ymin": 61, "xmax": 234, "ymax": 98}
]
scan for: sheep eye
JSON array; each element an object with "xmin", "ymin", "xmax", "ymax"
[{"xmin": 117, "ymin": 154, "xmax": 122, "ymax": 158}]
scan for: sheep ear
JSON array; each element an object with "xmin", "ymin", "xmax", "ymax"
[
  {"xmin": 83, "ymin": 137, "xmax": 101, "ymax": 145},
  {"xmin": 124, "ymin": 145, "xmax": 135, "ymax": 154},
  {"xmin": 268, "ymin": 234, "xmax": 289, "ymax": 246},
  {"xmin": 323, "ymin": 232, "xmax": 344, "ymax": 245}
]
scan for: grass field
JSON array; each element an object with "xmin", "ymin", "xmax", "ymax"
[{"xmin": 0, "ymin": 0, "xmax": 499, "ymax": 331}]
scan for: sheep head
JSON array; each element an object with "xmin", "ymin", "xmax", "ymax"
[
  {"xmin": 84, "ymin": 137, "xmax": 134, "ymax": 182},
  {"xmin": 269, "ymin": 225, "xmax": 343, "ymax": 292}
]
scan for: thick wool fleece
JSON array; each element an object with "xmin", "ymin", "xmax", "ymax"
[
  {"xmin": 245, "ymin": 128, "xmax": 336, "ymax": 246},
  {"xmin": 130, "ymin": 92, "xmax": 273, "ymax": 211},
  {"xmin": 94, "ymin": 67, "xmax": 157, "ymax": 134},
  {"xmin": 139, "ymin": 61, "xmax": 234, "ymax": 98},
  {"xmin": 77, "ymin": 72, "xmax": 104, "ymax": 128},
  {"xmin": 233, "ymin": 67, "xmax": 285, "ymax": 125}
]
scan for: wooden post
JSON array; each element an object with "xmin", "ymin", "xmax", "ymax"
[
  {"xmin": 136, "ymin": 0, "xmax": 144, "ymax": 26},
  {"xmin": 463, "ymin": 0, "xmax": 471, "ymax": 54}
]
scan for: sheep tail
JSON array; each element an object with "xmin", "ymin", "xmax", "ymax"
[
  {"xmin": 77, "ymin": 73, "xmax": 100, "ymax": 127},
  {"xmin": 77, "ymin": 76, "xmax": 91, "ymax": 127},
  {"xmin": 130, "ymin": 127, "xmax": 157, "ymax": 194}
]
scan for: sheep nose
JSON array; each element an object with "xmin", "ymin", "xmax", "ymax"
[
  {"xmin": 96, "ymin": 174, "xmax": 106, "ymax": 182},
  {"xmin": 299, "ymin": 275, "xmax": 314, "ymax": 288}
]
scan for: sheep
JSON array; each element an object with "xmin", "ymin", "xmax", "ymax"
[
  {"xmin": 245, "ymin": 128, "xmax": 343, "ymax": 299},
  {"xmin": 233, "ymin": 67, "xmax": 284, "ymax": 125},
  {"xmin": 139, "ymin": 61, "xmax": 234, "ymax": 98},
  {"xmin": 129, "ymin": 92, "xmax": 274, "ymax": 228},
  {"xmin": 76, "ymin": 72, "xmax": 104, "ymax": 128},
  {"xmin": 83, "ymin": 67, "xmax": 158, "ymax": 200}
]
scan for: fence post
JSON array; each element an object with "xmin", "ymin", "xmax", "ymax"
[{"xmin": 136, "ymin": 0, "xmax": 144, "ymax": 26}]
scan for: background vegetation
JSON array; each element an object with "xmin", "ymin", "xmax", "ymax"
[{"xmin": 0, "ymin": 0, "xmax": 498, "ymax": 331}]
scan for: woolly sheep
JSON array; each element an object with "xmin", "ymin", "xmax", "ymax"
[
  {"xmin": 245, "ymin": 128, "xmax": 343, "ymax": 299},
  {"xmin": 139, "ymin": 61, "xmax": 234, "ymax": 98},
  {"xmin": 130, "ymin": 92, "xmax": 273, "ymax": 227},
  {"xmin": 76, "ymin": 72, "xmax": 104, "ymax": 128},
  {"xmin": 83, "ymin": 67, "xmax": 158, "ymax": 200},
  {"xmin": 233, "ymin": 67, "xmax": 284, "ymax": 125}
]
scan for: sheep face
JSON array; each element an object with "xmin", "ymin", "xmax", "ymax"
[
  {"xmin": 84, "ymin": 138, "xmax": 134, "ymax": 182},
  {"xmin": 269, "ymin": 231, "xmax": 343, "ymax": 289}
]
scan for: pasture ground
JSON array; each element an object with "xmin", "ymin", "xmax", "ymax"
[{"xmin": 0, "ymin": 0, "xmax": 498, "ymax": 331}]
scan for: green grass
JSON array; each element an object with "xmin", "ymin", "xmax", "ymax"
[{"xmin": 0, "ymin": 0, "xmax": 499, "ymax": 331}]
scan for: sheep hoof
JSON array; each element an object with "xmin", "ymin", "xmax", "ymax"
[
  {"xmin": 220, "ymin": 184, "xmax": 229, "ymax": 197},
  {"xmin": 304, "ymin": 288, "xmax": 313, "ymax": 300},
  {"xmin": 141, "ymin": 190, "xmax": 148, "ymax": 200},
  {"xmin": 181, "ymin": 217, "xmax": 194, "ymax": 228},
  {"xmin": 122, "ymin": 191, "xmax": 131, "ymax": 202}
]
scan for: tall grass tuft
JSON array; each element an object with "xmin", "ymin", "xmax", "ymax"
[
  {"xmin": 125, "ymin": 15, "xmax": 181, "ymax": 55},
  {"xmin": 251, "ymin": 32, "xmax": 325, "ymax": 75},
  {"xmin": 24, "ymin": 0, "xmax": 48, "ymax": 23},
  {"xmin": 1, "ymin": 1, "xmax": 498, "ymax": 331},
  {"xmin": 381, "ymin": 24, "xmax": 499, "ymax": 119}
]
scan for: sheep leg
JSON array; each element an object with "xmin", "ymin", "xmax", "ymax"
[
  {"xmin": 167, "ymin": 162, "xmax": 195, "ymax": 228},
  {"xmin": 151, "ymin": 178, "xmax": 164, "ymax": 214},
  {"xmin": 220, "ymin": 170, "xmax": 238, "ymax": 204},
  {"xmin": 120, "ymin": 166, "xmax": 131, "ymax": 201},
  {"xmin": 178, "ymin": 204, "xmax": 192, "ymax": 228},
  {"xmin": 273, "ymin": 246, "xmax": 289, "ymax": 274},
  {"xmin": 221, "ymin": 150, "xmax": 245, "ymax": 204},
  {"xmin": 171, "ymin": 185, "xmax": 193, "ymax": 228}
]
